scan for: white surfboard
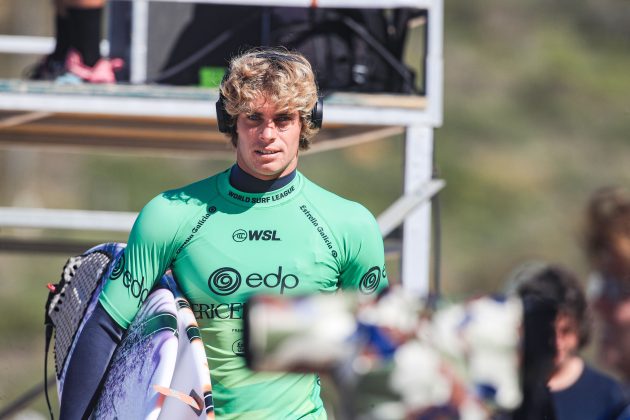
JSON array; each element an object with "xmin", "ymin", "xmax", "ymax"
[
  {"xmin": 93, "ymin": 272, "xmax": 214, "ymax": 420},
  {"xmin": 49, "ymin": 243, "xmax": 214, "ymax": 419},
  {"xmin": 158, "ymin": 274, "xmax": 214, "ymax": 419}
]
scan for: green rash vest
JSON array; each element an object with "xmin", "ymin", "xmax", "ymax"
[{"xmin": 99, "ymin": 169, "xmax": 387, "ymax": 419}]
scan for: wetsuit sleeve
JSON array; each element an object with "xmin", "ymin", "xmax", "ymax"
[
  {"xmin": 338, "ymin": 204, "xmax": 388, "ymax": 295},
  {"xmin": 59, "ymin": 303, "xmax": 124, "ymax": 419},
  {"xmin": 99, "ymin": 195, "xmax": 179, "ymax": 328}
]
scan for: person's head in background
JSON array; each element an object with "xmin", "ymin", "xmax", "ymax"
[
  {"xmin": 584, "ymin": 185, "xmax": 630, "ymax": 381},
  {"xmin": 515, "ymin": 264, "xmax": 591, "ymax": 387},
  {"xmin": 585, "ymin": 185, "xmax": 630, "ymax": 284}
]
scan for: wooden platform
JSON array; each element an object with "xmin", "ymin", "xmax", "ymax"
[
  {"xmin": 0, "ymin": 79, "xmax": 426, "ymax": 155},
  {"xmin": 0, "ymin": 110, "xmax": 407, "ymax": 156}
]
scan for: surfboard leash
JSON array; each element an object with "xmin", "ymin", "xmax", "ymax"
[{"xmin": 44, "ymin": 282, "xmax": 57, "ymax": 420}]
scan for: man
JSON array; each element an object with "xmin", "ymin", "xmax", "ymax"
[
  {"xmin": 516, "ymin": 263, "xmax": 627, "ymax": 420},
  {"xmin": 60, "ymin": 47, "xmax": 387, "ymax": 419}
]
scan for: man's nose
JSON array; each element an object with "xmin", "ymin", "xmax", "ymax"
[{"xmin": 260, "ymin": 122, "xmax": 277, "ymax": 140}]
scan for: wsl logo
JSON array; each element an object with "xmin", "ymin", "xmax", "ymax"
[
  {"xmin": 232, "ymin": 230, "xmax": 247, "ymax": 242},
  {"xmin": 232, "ymin": 229, "xmax": 281, "ymax": 242},
  {"xmin": 208, "ymin": 266, "xmax": 298, "ymax": 295}
]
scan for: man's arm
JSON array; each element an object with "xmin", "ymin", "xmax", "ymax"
[
  {"xmin": 99, "ymin": 194, "xmax": 179, "ymax": 328},
  {"xmin": 338, "ymin": 204, "xmax": 388, "ymax": 295}
]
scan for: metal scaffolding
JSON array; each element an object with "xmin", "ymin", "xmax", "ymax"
[{"xmin": 0, "ymin": 0, "xmax": 443, "ymax": 296}]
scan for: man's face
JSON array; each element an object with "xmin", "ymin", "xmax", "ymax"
[
  {"xmin": 235, "ymin": 96, "xmax": 302, "ymax": 181},
  {"xmin": 554, "ymin": 313, "xmax": 579, "ymax": 369}
]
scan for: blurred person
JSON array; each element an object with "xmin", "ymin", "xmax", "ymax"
[
  {"xmin": 58, "ymin": 47, "xmax": 387, "ymax": 419},
  {"xmin": 516, "ymin": 263, "xmax": 627, "ymax": 420},
  {"xmin": 585, "ymin": 186, "xmax": 630, "ymax": 386},
  {"xmin": 27, "ymin": 0, "xmax": 121, "ymax": 83}
]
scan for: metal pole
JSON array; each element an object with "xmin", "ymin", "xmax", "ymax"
[
  {"xmin": 130, "ymin": 0, "xmax": 149, "ymax": 83},
  {"xmin": 402, "ymin": 126, "xmax": 434, "ymax": 297}
]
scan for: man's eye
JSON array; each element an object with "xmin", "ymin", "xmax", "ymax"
[
  {"xmin": 247, "ymin": 114, "xmax": 261, "ymax": 121},
  {"xmin": 276, "ymin": 116, "xmax": 293, "ymax": 123}
]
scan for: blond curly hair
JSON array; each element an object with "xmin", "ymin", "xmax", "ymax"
[{"xmin": 219, "ymin": 47, "xmax": 320, "ymax": 150}]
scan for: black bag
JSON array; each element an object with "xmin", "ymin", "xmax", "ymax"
[
  {"xmin": 158, "ymin": 6, "xmax": 419, "ymax": 94},
  {"xmin": 271, "ymin": 8, "xmax": 419, "ymax": 94}
]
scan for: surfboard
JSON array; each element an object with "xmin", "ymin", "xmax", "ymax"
[
  {"xmin": 93, "ymin": 271, "xmax": 214, "ymax": 420},
  {"xmin": 158, "ymin": 274, "xmax": 214, "ymax": 419},
  {"xmin": 48, "ymin": 243, "xmax": 214, "ymax": 419},
  {"xmin": 47, "ymin": 242, "xmax": 127, "ymax": 401}
]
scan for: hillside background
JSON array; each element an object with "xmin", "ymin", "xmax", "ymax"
[{"xmin": 1, "ymin": 0, "xmax": 629, "ymax": 417}]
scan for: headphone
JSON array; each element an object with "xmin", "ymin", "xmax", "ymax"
[{"xmin": 215, "ymin": 51, "xmax": 323, "ymax": 134}]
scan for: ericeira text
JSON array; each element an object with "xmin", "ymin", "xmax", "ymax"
[
  {"xmin": 176, "ymin": 207, "xmax": 216, "ymax": 255},
  {"xmin": 207, "ymin": 266, "xmax": 299, "ymax": 296},
  {"xmin": 228, "ymin": 185, "xmax": 296, "ymax": 204},
  {"xmin": 192, "ymin": 302, "xmax": 246, "ymax": 320}
]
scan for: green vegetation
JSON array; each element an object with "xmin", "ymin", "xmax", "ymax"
[{"xmin": 437, "ymin": 1, "xmax": 630, "ymax": 297}]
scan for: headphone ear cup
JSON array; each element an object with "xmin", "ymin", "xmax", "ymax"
[
  {"xmin": 216, "ymin": 95, "xmax": 231, "ymax": 133},
  {"xmin": 310, "ymin": 97, "xmax": 324, "ymax": 129}
]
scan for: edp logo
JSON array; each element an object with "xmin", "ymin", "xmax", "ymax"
[{"xmin": 208, "ymin": 266, "xmax": 299, "ymax": 296}]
